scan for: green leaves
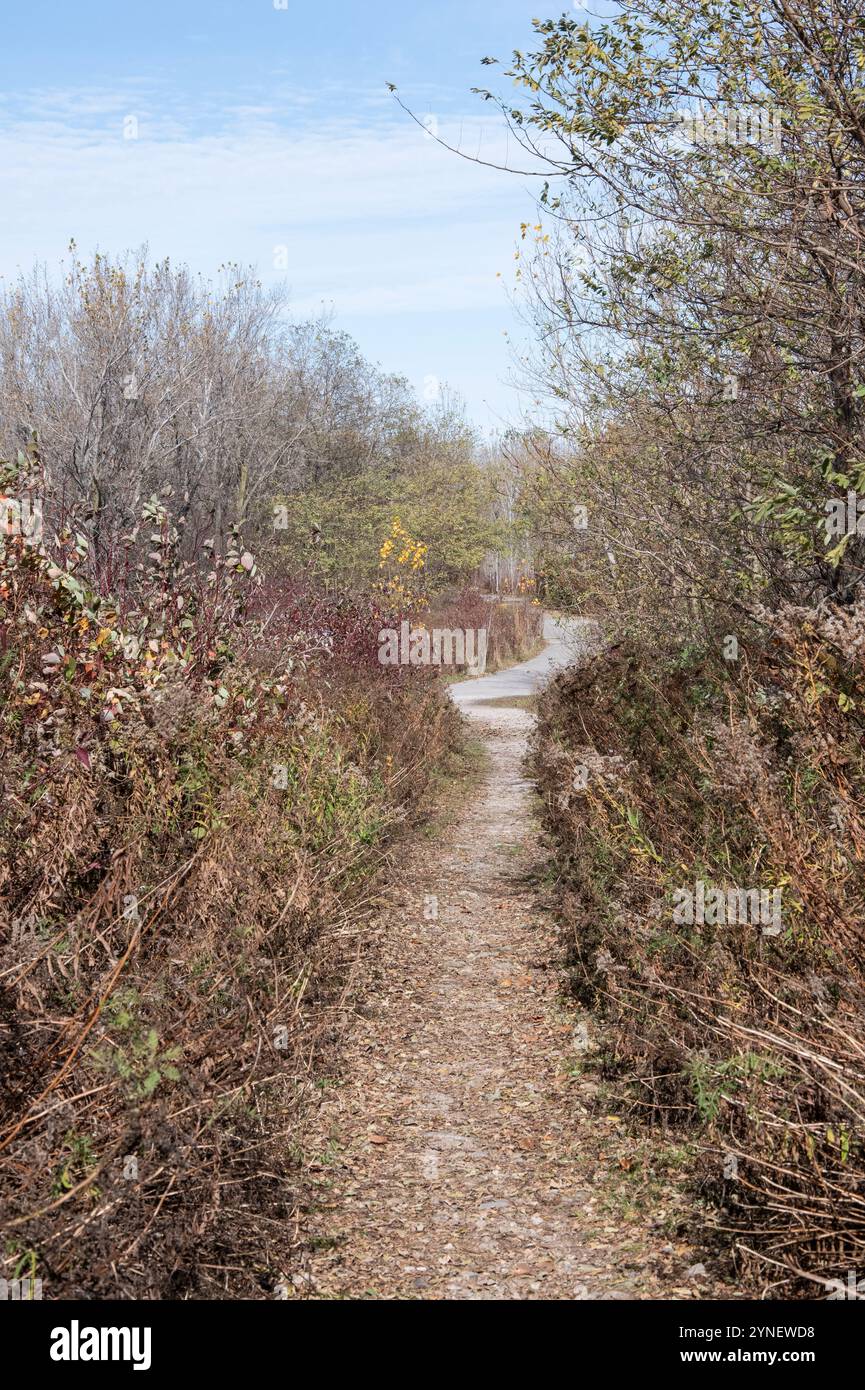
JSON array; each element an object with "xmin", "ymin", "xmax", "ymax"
[{"xmin": 91, "ymin": 1020, "xmax": 182, "ymax": 1101}]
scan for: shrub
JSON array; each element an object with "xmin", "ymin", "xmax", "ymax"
[
  {"xmin": 0, "ymin": 474, "xmax": 459, "ymax": 1298},
  {"xmin": 532, "ymin": 608, "xmax": 865, "ymax": 1296}
]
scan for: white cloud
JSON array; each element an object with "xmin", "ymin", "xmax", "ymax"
[
  {"xmin": 0, "ymin": 82, "xmax": 546, "ymax": 426},
  {"xmin": 0, "ymin": 90, "xmax": 540, "ymax": 322}
]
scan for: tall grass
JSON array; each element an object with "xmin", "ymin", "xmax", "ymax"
[
  {"xmin": 532, "ymin": 608, "xmax": 865, "ymax": 1296},
  {"xmin": 0, "ymin": 476, "xmax": 460, "ymax": 1298}
]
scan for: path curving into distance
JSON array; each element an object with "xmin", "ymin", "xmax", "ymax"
[{"xmin": 449, "ymin": 614, "xmax": 590, "ymax": 711}]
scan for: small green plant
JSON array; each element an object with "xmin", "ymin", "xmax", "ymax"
[
  {"xmin": 51, "ymin": 1132, "xmax": 99, "ymax": 1200},
  {"xmin": 91, "ymin": 1024, "xmax": 182, "ymax": 1100},
  {"xmin": 687, "ymin": 1053, "xmax": 786, "ymax": 1126}
]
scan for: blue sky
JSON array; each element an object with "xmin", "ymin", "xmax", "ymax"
[{"xmin": 0, "ymin": 1, "xmax": 601, "ymax": 435}]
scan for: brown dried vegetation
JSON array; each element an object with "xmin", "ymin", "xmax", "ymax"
[
  {"xmin": 533, "ymin": 608, "xmax": 865, "ymax": 1296},
  {"xmin": 0, "ymin": 468, "xmax": 461, "ymax": 1299}
]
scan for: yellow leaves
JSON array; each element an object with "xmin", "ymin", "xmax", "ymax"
[
  {"xmin": 378, "ymin": 517, "xmax": 428, "ymax": 605},
  {"xmin": 519, "ymin": 221, "xmax": 548, "ymax": 247}
]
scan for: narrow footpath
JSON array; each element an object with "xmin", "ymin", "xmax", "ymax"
[{"xmin": 302, "ymin": 619, "xmax": 715, "ymax": 1299}]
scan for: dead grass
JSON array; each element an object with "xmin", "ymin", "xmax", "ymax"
[
  {"xmin": 531, "ymin": 607, "xmax": 865, "ymax": 1298},
  {"xmin": 0, "ymin": 526, "xmax": 462, "ymax": 1299}
]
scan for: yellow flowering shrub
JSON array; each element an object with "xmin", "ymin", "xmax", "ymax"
[{"xmin": 378, "ymin": 517, "xmax": 428, "ymax": 611}]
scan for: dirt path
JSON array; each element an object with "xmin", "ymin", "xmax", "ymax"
[{"xmin": 302, "ymin": 632, "xmax": 714, "ymax": 1300}]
